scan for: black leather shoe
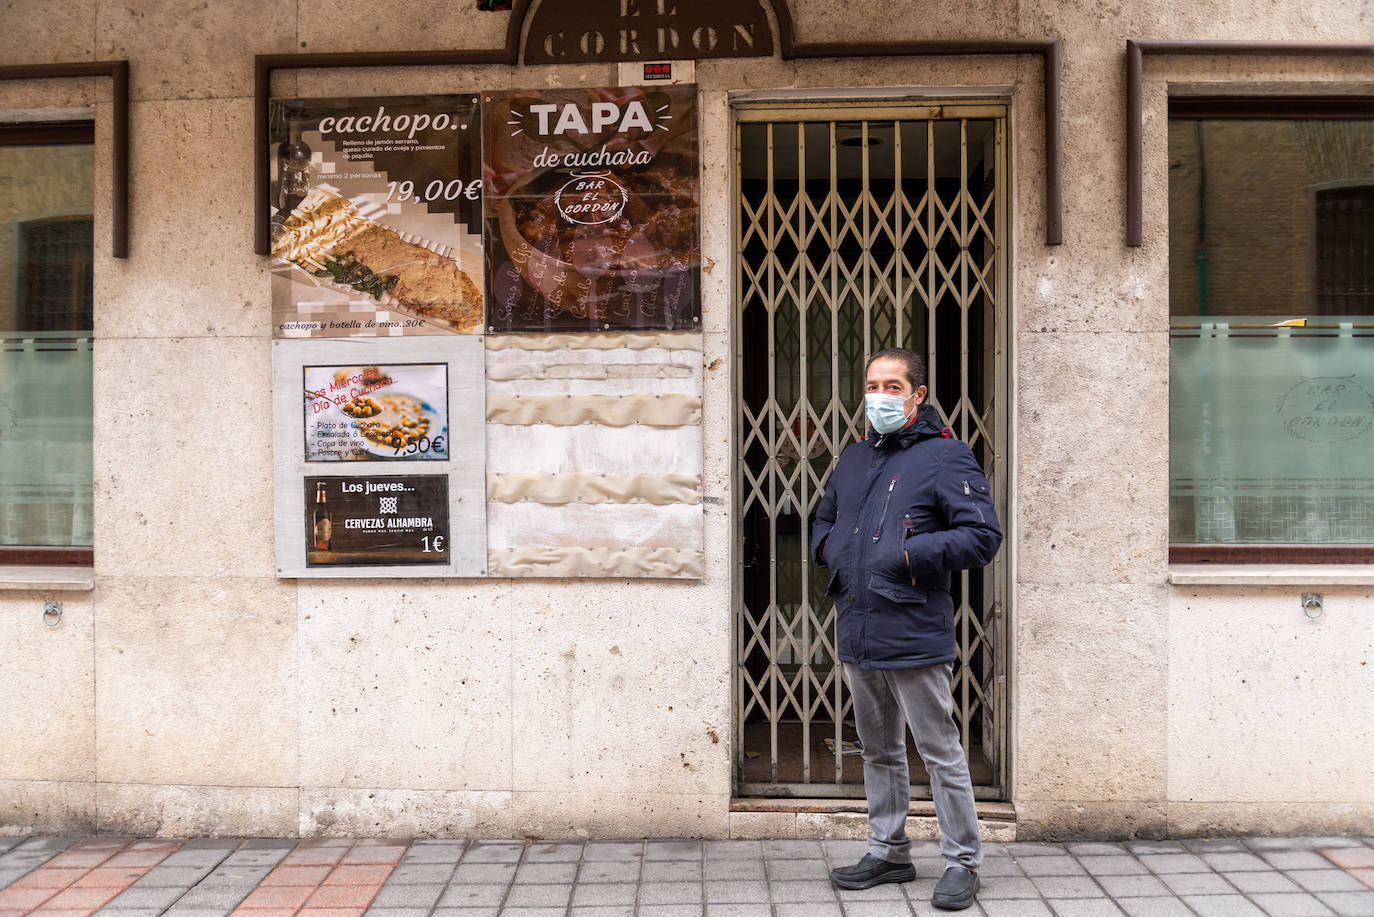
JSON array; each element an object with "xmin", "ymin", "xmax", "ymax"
[
  {"xmin": 828, "ymin": 853, "xmax": 916, "ymax": 889},
  {"xmin": 931, "ymin": 864, "xmax": 980, "ymax": 910}
]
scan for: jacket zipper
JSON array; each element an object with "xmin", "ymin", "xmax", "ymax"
[{"xmin": 871, "ymin": 475, "xmax": 899, "ymax": 542}]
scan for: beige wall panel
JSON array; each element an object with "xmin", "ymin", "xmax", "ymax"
[
  {"xmin": 292, "ymin": 64, "xmax": 618, "ymax": 100},
  {"xmin": 1017, "ymin": 0, "xmax": 1369, "ymax": 41},
  {"xmin": 0, "ymin": 80, "xmax": 97, "ymax": 111},
  {"xmin": 1166, "ymin": 801, "xmax": 1374, "ymax": 839},
  {"xmin": 0, "ymin": 593, "xmax": 94, "ymax": 781},
  {"xmin": 92, "ymin": 336, "xmax": 276, "ymax": 578},
  {"xmin": 94, "ymin": 576, "xmax": 297, "ymax": 786},
  {"xmin": 1168, "ymin": 588, "xmax": 1374, "ymax": 804},
  {"xmin": 94, "ymin": 99, "xmax": 264, "ymax": 339},
  {"xmin": 1016, "ymin": 331, "xmax": 1169, "ymax": 586},
  {"xmin": 1015, "ymin": 584, "xmax": 1168, "ymax": 801},
  {"xmin": 0, "ymin": 0, "xmax": 95, "ymax": 66},
  {"xmin": 297, "ymin": 1, "xmax": 510, "ymax": 54},
  {"xmin": 506, "ymin": 580, "xmax": 731, "ymax": 796},
  {"xmin": 299, "ymin": 788, "xmax": 512, "ymax": 838},
  {"xmin": 96, "ymin": 783, "xmax": 297, "ymax": 837},
  {"xmin": 296, "ymin": 581, "xmax": 513, "ymax": 791},
  {"xmin": 96, "ymin": 0, "xmax": 295, "ymax": 101},
  {"xmin": 0, "ymin": 780, "xmax": 95, "ymax": 835},
  {"xmin": 486, "ymin": 502, "xmax": 703, "ymax": 551},
  {"xmin": 1015, "ymin": 800, "xmax": 1168, "ymax": 841},
  {"xmin": 791, "ymin": 0, "xmax": 1018, "ymax": 43},
  {"xmin": 488, "ymin": 425, "xmax": 703, "ymax": 475}
]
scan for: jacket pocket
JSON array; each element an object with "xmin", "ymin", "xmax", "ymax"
[
  {"xmin": 866, "ymin": 574, "xmax": 926, "ymax": 605},
  {"xmin": 826, "ymin": 570, "xmax": 843, "ymax": 597}
]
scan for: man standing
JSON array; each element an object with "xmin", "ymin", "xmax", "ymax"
[{"xmin": 811, "ymin": 347, "xmax": 1002, "ymax": 911}]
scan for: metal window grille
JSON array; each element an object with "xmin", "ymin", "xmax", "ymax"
[{"xmin": 732, "ymin": 102, "xmax": 1009, "ymax": 799}]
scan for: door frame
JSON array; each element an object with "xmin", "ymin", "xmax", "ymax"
[{"xmin": 727, "ymin": 90, "xmax": 1017, "ymax": 802}]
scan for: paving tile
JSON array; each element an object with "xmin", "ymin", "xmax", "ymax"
[
  {"xmin": 297, "ymin": 908, "xmax": 367, "ymax": 917},
  {"xmin": 644, "ymin": 842, "xmax": 704, "ymax": 862},
  {"xmin": 820, "ymin": 840, "xmax": 868, "ymax": 861},
  {"xmin": 510, "ymin": 861, "xmax": 579, "ymax": 884},
  {"xmin": 0, "ymin": 868, "xmax": 29, "ymax": 887},
  {"xmin": 833, "ymin": 880, "xmax": 907, "ymax": 902},
  {"xmin": 1116, "ymin": 898, "xmax": 1196, "ymax": 917},
  {"xmin": 978, "ymin": 857, "xmax": 1026, "ymax": 878},
  {"xmin": 238, "ymin": 840, "xmax": 297, "ymax": 851},
  {"xmin": 704, "ymin": 841, "xmax": 762, "ymax": 860},
  {"xmin": 504, "ymin": 883, "xmax": 572, "ymax": 907},
  {"xmin": 435, "ymin": 883, "xmax": 508, "ymax": 907},
  {"xmin": 1324, "ymin": 850, "xmax": 1374, "ymax": 871},
  {"xmin": 325, "ymin": 865, "xmax": 394, "ymax": 886},
  {"xmin": 1068, "ymin": 843, "xmax": 1128, "ymax": 856},
  {"xmin": 1030, "ymin": 875, "xmax": 1103, "ymax": 898},
  {"xmin": 303, "ymin": 884, "xmax": 381, "ymax": 908},
  {"xmin": 702, "ymin": 880, "xmax": 769, "ymax": 903},
  {"xmin": 281, "ymin": 848, "xmax": 348, "ymax": 867},
  {"xmin": 202, "ymin": 865, "xmax": 274, "ymax": 886},
  {"xmin": 172, "ymin": 883, "xmax": 253, "ymax": 909},
  {"xmin": 46, "ymin": 850, "xmax": 117, "ymax": 869},
  {"xmin": 763, "ymin": 840, "xmax": 823, "ymax": 859},
  {"xmin": 1268, "ymin": 852, "xmax": 1341, "ymax": 871},
  {"xmin": 1047, "ymin": 900, "xmax": 1126, "ymax": 916},
  {"xmin": 450, "ymin": 863, "xmax": 516, "ymax": 884},
  {"xmin": 367, "ymin": 883, "xmax": 444, "ymax": 908},
  {"xmin": 361, "ymin": 909, "xmax": 430, "ymax": 917},
  {"xmin": 1352, "ymin": 870, "xmax": 1374, "ymax": 891},
  {"xmin": 1005, "ymin": 843, "xmax": 1068, "ymax": 857},
  {"xmin": 386, "ymin": 863, "xmax": 455, "ymax": 884},
  {"xmin": 1098, "ymin": 874, "xmax": 1172, "ymax": 897},
  {"xmin": 181, "ymin": 838, "xmax": 244, "ymax": 851},
  {"xmin": 1140, "ymin": 853, "xmax": 1211, "ymax": 874},
  {"xmin": 1296, "ymin": 839, "xmax": 1367, "ymax": 850},
  {"xmin": 766, "ymin": 879, "xmax": 836, "ymax": 902},
  {"xmin": 765, "ymin": 858, "xmax": 825, "ymax": 880},
  {"xmin": 461, "ymin": 842, "xmax": 524, "ymax": 864},
  {"xmin": 981, "ymin": 899, "xmax": 1052, "ymax": 916},
  {"xmin": 523, "ymin": 843, "xmax": 583, "ymax": 862},
  {"xmin": 106, "ymin": 884, "xmax": 190, "ymax": 909},
  {"xmin": 1128, "ymin": 842, "xmax": 1188, "ymax": 855},
  {"xmin": 0, "ymin": 840, "xmax": 21, "ymax": 855},
  {"xmin": 843, "ymin": 902, "xmax": 917, "ymax": 917},
  {"xmin": 397, "ymin": 846, "xmax": 465, "ymax": 865},
  {"xmin": 1249, "ymin": 892, "xmax": 1337, "ymax": 916},
  {"xmin": 642, "ymin": 861, "xmax": 702, "ymax": 882},
  {"xmin": 773, "ymin": 903, "xmax": 842, "ymax": 917},
  {"xmin": 703, "ymin": 860, "xmax": 765, "ymax": 881},
  {"xmin": 1290, "ymin": 871, "xmax": 1371, "ymax": 893},
  {"xmin": 340, "ymin": 846, "xmax": 407, "ymax": 866},
  {"xmin": 1161, "ymin": 872, "xmax": 1237, "ymax": 896},
  {"xmin": 703, "ymin": 905, "xmax": 772, "ymax": 917},
  {"xmin": 639, "ymin": 881, "xmax": 702, "ymax": 905},
  {"xmin": 570, "ymin": 883, "xmax": 638, "ymax": 906},
  {"xmin": 161, "ymin": 850, "xmax": 234, "ymax": 868},
  {"xmin": 1203, "ymin": 852, "xmax": 1272, "ymax": 872},
  {"xmin": 1018, "ymin": 856, "xmax": 1087, "ymax": 877},
  {"xmin": 135, "ymin": 865, "xmax": 217, "ymax": 887},
  {"xmin": 1181, "ymin": 894, "xmax": 1267, "ymax": 916},
  {"xmin": 104, "ymin": 852, "xmax": 168, "ymax": 869},
  {"xmin": 634, "ymin": 906, "xmax": 705, "ymax": 917},
  {"xmin": 1247, "ymin": 838, "xmax": 1315, "ymax": 851},
  {"xmin": 36, "ymin": 884, "xmax": 121, "ymax": 909},
  {"xmin": 0, "ymin": 886, "xmax": 59, "ymax": 910},
  {"xmin": 1223, "ymin": 870, "xmax": 1302, "ymax": 893},
  {"xmin": 976, "ymin": 875, "xmax": 1039, "ymax": 898},
  {"xmin": 568, "ymin": 907, "xmax": 634, "ymax": 917},
  {"xmin": 263, "ymin": 865, "xmax": 333, "ymax": 886},
  {"xmin": 12, "ymin": 867, "xmax": 89, "ymax": 888},
  {"xmin": 431, "ymin": 908, "xmax": 499, "ymax": 917},
  {"xmin": 95, "ymin": 910, "xmax": 167, "ymax": 917},
  {"xmin": 237, "ymin": 883, "xmax": 316, "ymax": 909},
  {"xmin": 164, "ymin": 908, "xmax": 238, "ymax": 917},
  {"xmin": 576, "ymin": 861, "xmax": 641, "ymax": 883},
  {"xmin": 582, "ymin": 843, "xmax": 643, "ymax": 862},
  {"xmin": 229, "ymin": 908, "xmax": 296, "ymax": 917},
  {"xmin": 1185, "ymin": 840, "xmax": 1252, "ymax": 854},
  {"xmin": 1316, "ymin": 890, "xmax": 1374, "ymax": 916},
  {"xmin": 1081, "ymin": 855, "xmax": 1149, "ymax": 876}
]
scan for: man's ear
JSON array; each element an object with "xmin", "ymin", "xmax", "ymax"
[{"xmin": 914, "ymin": 385, "xmax": 928, "ymax": 405}]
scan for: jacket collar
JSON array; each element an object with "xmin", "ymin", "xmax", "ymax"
[{"xmin": 869, "ymin": 401, "xmax": 945, "ymax": 450}]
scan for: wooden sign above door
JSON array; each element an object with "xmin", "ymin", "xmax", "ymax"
[{"xmin": 522, "ymin": 0, "xmax": 775, "ymax": 64}]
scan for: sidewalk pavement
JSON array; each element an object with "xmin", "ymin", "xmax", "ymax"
[{"xmin": 1, "ymin": 834, "xmax": 1373, "ymax": 917}]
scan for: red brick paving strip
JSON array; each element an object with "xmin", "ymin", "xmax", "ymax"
[
  {"xmin": 231, "ymin": 842, "xmax": 400, "ymax": 916},
  {"xmin": 0, "ymin": 838, "xmax": 185, "ymax": 917},
  {"xmin": 1320, "ymin": 847, "xmax": 1374, "ymax": 890}
]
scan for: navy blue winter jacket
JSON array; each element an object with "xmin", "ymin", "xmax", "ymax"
[{"xmin": 811, "ymin": 402, "xmax": 1002, "ymax": 669}]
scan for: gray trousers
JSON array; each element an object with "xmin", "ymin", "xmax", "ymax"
[{"xmin": 842, "ymin": 661, "xmax": 983, "ymax": 870}]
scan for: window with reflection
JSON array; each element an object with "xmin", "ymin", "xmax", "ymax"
[
  {"xmin": 1168, "ymin": 99, "xmax": 1374, "ymax": 555},
  {"xmin": 0, "ymin": 123, "xmax": 94, "ymax": 562}
]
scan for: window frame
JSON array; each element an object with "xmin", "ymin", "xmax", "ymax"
[
  {"xmin": 1167, "ymin": 94, "xmax": 1374, "ymax": 565},
  {"xmin": 0, "ymin": 119, "xmax": 96, "ymax": 568}
]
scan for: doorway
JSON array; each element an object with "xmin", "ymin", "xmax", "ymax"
[{"xmin": 732, "ymin": 100, "xmax": 1010, "ymax": 799}]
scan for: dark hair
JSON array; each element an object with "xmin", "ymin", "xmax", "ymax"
[{"xmin": 865, "ymin": 347, "xmax": 927, "ymax": 391}]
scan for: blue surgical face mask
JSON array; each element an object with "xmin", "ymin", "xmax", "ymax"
[{"xmin": 865, "ymin": 391, "xmax": 917, "ymax": 434}]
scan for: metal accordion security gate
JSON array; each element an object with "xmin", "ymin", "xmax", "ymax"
[{"xmin": 732, "ymin": 101, "xmax": 1009, "ymax": 799}]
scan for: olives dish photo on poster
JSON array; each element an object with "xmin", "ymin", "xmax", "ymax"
[
  {"xmin": 302, "ymin": 363, "xmax": 449, "ymax": 462},
  {"xmin": 268, "ymin": 95, "xmax": 484, "ymax": 338},
  {"xmin": 483, "ymin": 85, "xmax": 701, "ymax": 332}
]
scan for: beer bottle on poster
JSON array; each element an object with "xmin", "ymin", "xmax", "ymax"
[
  {"xmin": 312, "ymin": 481, "xmax": 332, "ymax": 551},
  {"xmin": 277, "ymin": 100, "xmax": 313, "ymax": 213}
]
